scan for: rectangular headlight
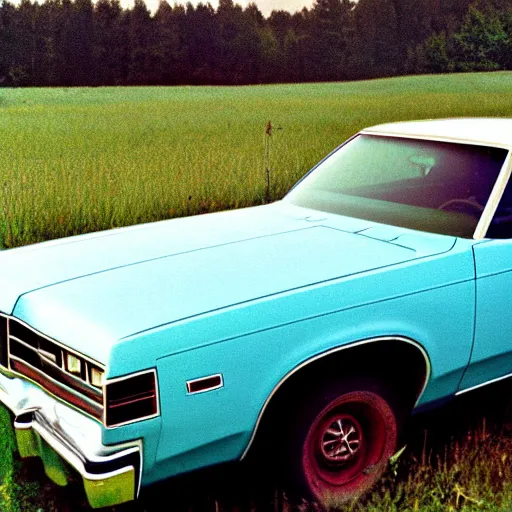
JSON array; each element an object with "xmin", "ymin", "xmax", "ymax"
[
  {"xmin": 66, "ymin": 353, "xmax": 82, "ymax": 375},
  {"xmin": 90, "ymin": 366, "xmax": 104, "ymax": 387}
]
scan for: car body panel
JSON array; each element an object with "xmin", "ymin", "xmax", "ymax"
[
  {"xmin": 148, "ymin": 261, "xmax": 474, "ymax": 483},
  {"xmin": 0, "ymin": 202, "xmax": 329, "ymax": 314},
  {"xmin": 11, "ymin": 206, "xmax": 454, "ymax": 366},
  {"xmin": 459, "ymin": 239, "xmax": 512, "ymax": 391},
  {"xmin": 104, "ymin": 236, "xmax": 470, "ymax": 379},
  {"xmin": 98, "ymin": 237, "xmax": 476, "ymax": 482}
]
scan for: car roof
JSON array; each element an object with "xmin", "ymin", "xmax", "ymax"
[{"xmin": 362, "ymin": 118, "xmax": 512, "ymax": 149}]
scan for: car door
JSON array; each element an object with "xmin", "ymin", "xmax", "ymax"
[{"xmin": 458, "ymin": 238, "xmax": 512, "ymax": 392}]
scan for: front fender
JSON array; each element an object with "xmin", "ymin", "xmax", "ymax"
[{"xmin": 147, "ymin": 277, "xmax": 474, "ymax": 485}]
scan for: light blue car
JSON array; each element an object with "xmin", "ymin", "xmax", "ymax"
[{"xmin": 0, "ymin": 118, "xmax": 511, "ymax": 508}]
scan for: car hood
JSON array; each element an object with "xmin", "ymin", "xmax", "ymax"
[
  {"xmin": 0, "ymin": 202, "xmax": 308, "ymax": 313},
  {"xmin": 2, "ymin": 202, "xmax": 455, "ymax": 363}
]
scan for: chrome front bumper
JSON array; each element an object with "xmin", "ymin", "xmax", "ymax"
[{"xmin": 0, "ymin": 369, "xmax": 141, "ymax": 509}]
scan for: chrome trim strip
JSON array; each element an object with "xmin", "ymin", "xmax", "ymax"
[
  {"xmin": 136, "ymin": 439, "xmax": 143, "ymax": 497},
  {"xmin": 239, "ymin": 335, "xmax": 431, "ymax": 460},
  {"xmin": 84, "ymin": 361, "xmax": 91, "ymax": 385},
  {"xmin": 0, "ymin": 312, "xmax": 12, "ymax": 370},
  {"xmin": 455, "ymin": 372, "xmax": 512, "ymax": 396},
  {"xmin": 474, "ymin": 150, "xmax": 512, "ymax": 240},
  {"xmin": 37, "ymin": 348, "xmax": 57, "ymax": 364},
  {"xmin": 10, "ymin": 335, "xmax": 38, "ymax": 350},
  {"xmin": 106, "ymin": 368, "xmax": 158, "ymax": 384},
  {"xmin": 104, "ymin": 368, "xmax": 160, "ymax": 429},
  {"xmin": 186, "ymin": 373, "xmax": 224, "ymax": 395}
]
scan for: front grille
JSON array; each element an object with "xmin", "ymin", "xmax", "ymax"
[{"xmin": 0, "ymin": 314, "xmax": 105, "ymax": 421}]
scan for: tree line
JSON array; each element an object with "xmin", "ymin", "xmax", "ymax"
[{"xmin": 1, "ymin": 0, "xmax": 511, "ymax": 87}]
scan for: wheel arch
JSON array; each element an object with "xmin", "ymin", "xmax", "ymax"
[{"xmin": 241, "ymin": 335, "xmax": 430, "ymax": 460}]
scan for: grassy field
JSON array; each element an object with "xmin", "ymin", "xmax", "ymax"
[
  {"xmin": 0, "ymin": 72, "xmax": 511, "ymax": 510},
  {"xmin": 1, "ymin": 72, "xmax": 512, "ymax": 249}
]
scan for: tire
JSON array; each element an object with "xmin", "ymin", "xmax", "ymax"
[{"xmin": 284, "ymin": 379, "xmax": 399, "ymax": 508}]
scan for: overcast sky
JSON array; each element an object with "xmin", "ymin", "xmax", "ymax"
[
  {"xmin": 10, "ymin": 0, "xmax": 315, "ymax": 18},
  {"xmin": 127, "ymin": 0, "xmax": 313, "ymax": 16}
]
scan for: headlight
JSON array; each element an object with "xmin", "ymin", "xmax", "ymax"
[
  {"xmin": 66, "ymin": 353, "xmax": 82, "ymax": 375},
  {"xmin": 90, "ymin": 366, "xmax": 104, "ymax": 388}
]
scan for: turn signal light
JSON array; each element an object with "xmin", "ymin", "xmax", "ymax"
[{"xmin": 104, "ymin": 370, "xmax": 159, "ymax": 427}]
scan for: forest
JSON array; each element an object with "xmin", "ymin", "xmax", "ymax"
[{"xmin": 0, "ymin": 0, "xmax": 512, "ymax": 87}]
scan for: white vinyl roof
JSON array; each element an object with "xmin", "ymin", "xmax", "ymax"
[{"xmin": 362, "ymin": 118, "xmax": 512, "ymax": 149}]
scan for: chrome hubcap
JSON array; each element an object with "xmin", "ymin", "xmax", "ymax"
[{"xmin": 320, "ymin": 416, "xmax": 362, "ymax": 464}]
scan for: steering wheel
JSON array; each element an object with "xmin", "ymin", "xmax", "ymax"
[{"xmin": 438, "ymin": 198, "xmax": 484, "ymax": 216}]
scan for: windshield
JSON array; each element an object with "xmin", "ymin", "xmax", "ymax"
[{"xmin": 286, "ymin": 134, "xmax": 509, "ymax": 238}]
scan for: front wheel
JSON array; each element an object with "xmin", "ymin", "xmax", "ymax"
[{"xmin": 286, "ymin": 381, "xmax": 399, "ymax": 507}]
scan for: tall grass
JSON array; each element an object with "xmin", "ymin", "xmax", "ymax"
[
  {"xmin": 0, "ymin": 407, "xmax": 41, "ymax": 512},
  {"xmin": 1, "ymin": 72, "xmax": 512, "ymax": 248},
  {"xmin": 341, "ymin": 424, "xmax": 512, "ymax": 512}
]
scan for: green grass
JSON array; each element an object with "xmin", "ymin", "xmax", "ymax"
[
  {"xmin": 1, "ymin": 72, "xmax": 512, "ymax": 249},
  {"xmin": 334, "ymin": 426, "xmax": 512, "ymax": 512}
]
